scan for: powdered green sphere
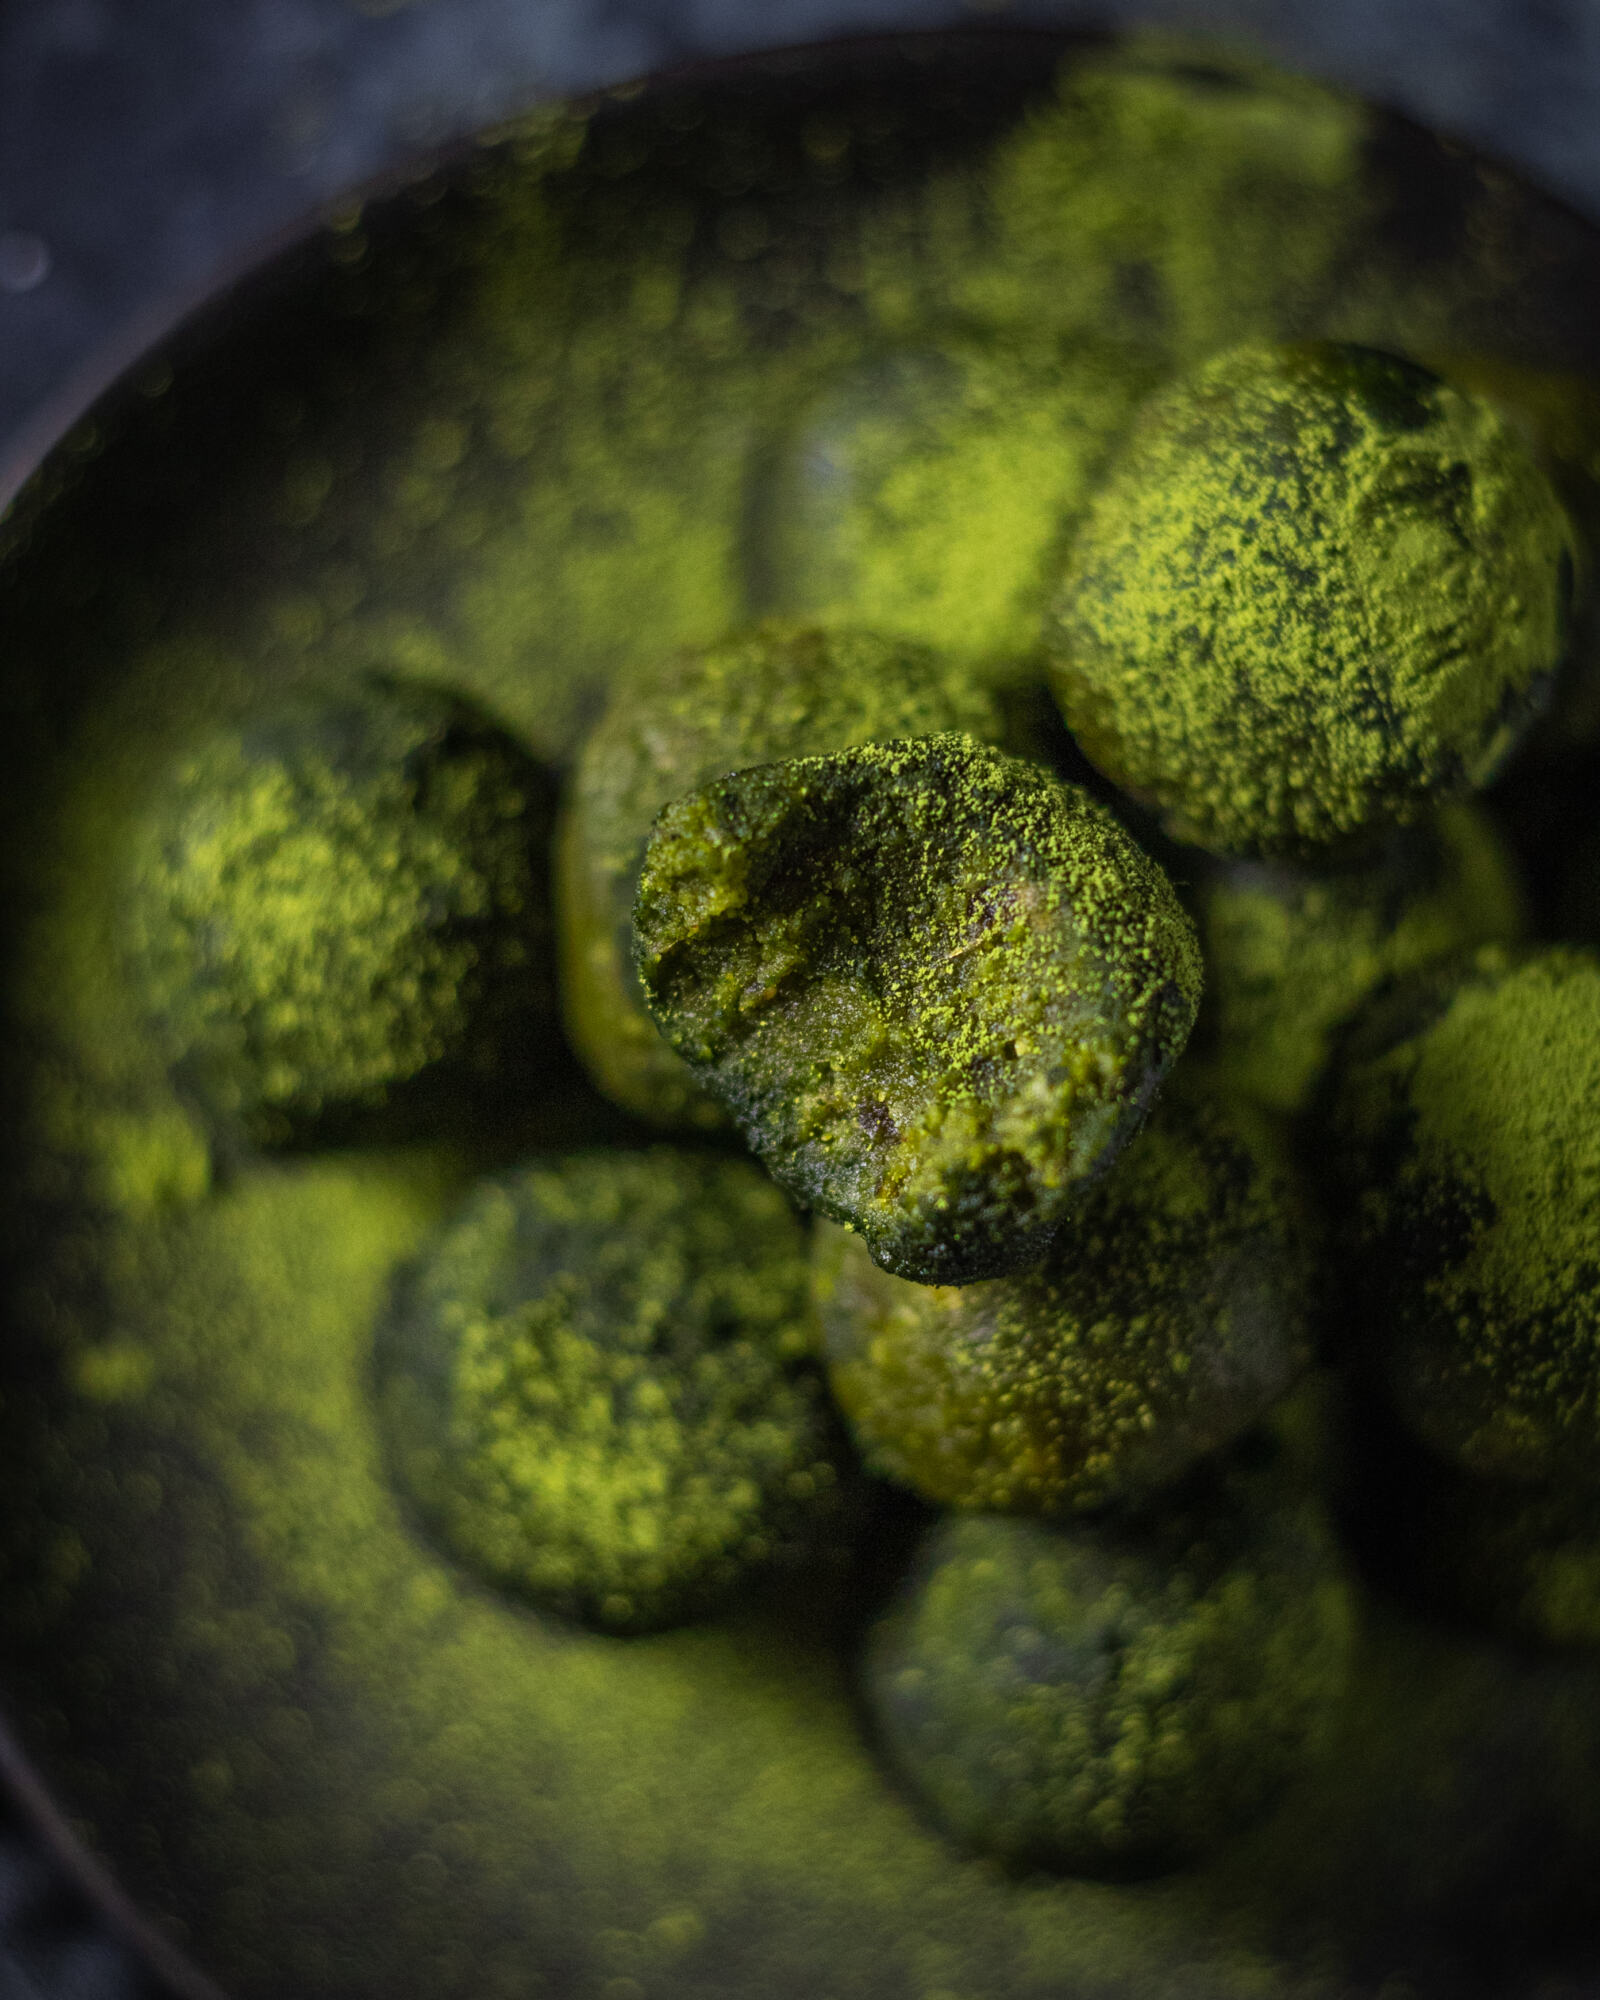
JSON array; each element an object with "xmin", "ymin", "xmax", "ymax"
[
  {"xmin": 1324, "ymin": 946, "xmax": 1600, "ymax": 1484},
  {"xmin": 977, "ymin": 48, "xmax": 1368, "ymax": 363},
  {"xmin": 121, "ymin": 678, "xmax": 556, "ymax": 1144},
  {"xmin": 1197, "ymin": 801, "xmax": 1524, "ymax": 1116},
  {"xmin": 758, "ymin": 336, "xmax": 1155, "ymax": 662},
  {"xmin": 1049, "ymin": 342, "xmax": 1574, "ymax": 857},
  {"xmin": 812, "ymin": 1081, "xmax": 1310, "ymax": 1514},
  {"xmin": 863, "ymin": 1471, "xmax": 1353, "ymax": 1874},
  {"xmin": 634, "ymin": 732, "xmax": 1202, "ymax": 1285},
  {"xmin": 558, "ymin": 623, "xmax": 1000, "ymax": 1131},
  {"xmin": 375, "ymin": 1149, "xmax": 845, "ymax": 1634}
]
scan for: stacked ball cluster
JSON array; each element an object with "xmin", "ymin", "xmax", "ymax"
[{"xmin": 119, "ymin": 337, "xmax": 1594, "ymax": 1879}]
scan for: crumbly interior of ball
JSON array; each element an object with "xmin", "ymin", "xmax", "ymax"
[{"xmin": 634, "ymin": 732, "xmax": 1202, "ymax": 1284}]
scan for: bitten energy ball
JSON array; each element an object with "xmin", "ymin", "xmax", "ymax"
[
  {"xmin": 558, "ymin": 623, "xmax": 1000, "ymax": 1130},
  {"xmin": 863, "ymin": 1466, "xmax": 1353, "ymax": 1875},
  {"xmin": 121, "ymin": 678, "xmax": 556, "ymax": 1144},
  {"xmin": 812, "ymin": 1082, "xmax": 1310, "ymax": 1515},
  {"xmin": 1197, "ymin": 802, "xmax": 1524, "ymax": 1116},
  {"xmin": 634, "ymin": 733, "xmax": 1202, "ymax": 1285},
  {"xmin": 375, "ymin": 1148, "xmax": 845, "ymax": 1634},
  {"xmin": 1049, "ymin": 342, "xmax": 1574, "ymax": 856},
  {"xmin": 1324, "ymin": 945, "xmax": 1600, "ymax": 1484}
]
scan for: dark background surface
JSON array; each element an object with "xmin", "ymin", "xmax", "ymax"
[
  {"xmin": 9, "ymin": 0, "xmax": 1600, "ymax": 482},
  {"xmin": 3, "ymin": 0, "xmax": 1600, "ymax": 1994}
]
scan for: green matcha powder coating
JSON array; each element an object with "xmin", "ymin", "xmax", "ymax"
[
  {"xmin": 864, "ymin": 1470, "xmax": 1354, "ymax": 1875},
  {"xmin": 13, "ymin": 42, "xmax": 1600, "ymax": 1993},
  {"xmin": 1325, "ymin": 946, "xmax": 1600, "ymax": 1485},
  {"xmin": 757, "ymin": 336, "xmax": 1158, "ymax": 664},
  {"xmin": 558, "ymin": 623, "xmax": 1001, "ymax": 1131},
  {"xmin": 633, "ymin": 732, "xmax": 1203, "ymax": 1285},
  {"xmin": 120, "ymin": 678, "xmax": 556, "ymax": 1144},
  {"xmin": 375, "ymin": 1147, "xmax": 846, "ymax": 1633},
  {"xmin": 813, "ymin": 1080, "xmax": 1310, "ymax": 1516},
  {"xmin": 1050, "ymin": 342, "xmax": 1574, "ymax": 856},
  {"xmin": 1196, "ymin": 801, "xmax": 1525, "ymax": 1116}
]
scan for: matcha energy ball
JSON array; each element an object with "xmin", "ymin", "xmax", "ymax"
[
  {"xmin": 812, "ymin": 1081, "xmax": 1311, "ymax": 1515},
  {"xmin": 756, "ymin": 336, "xmax": 1155, "ymax": 663},
  {"xmin": 977, "ymin": 48, "xmax": 1369, "ymax": 364},
  {"xmin": 120, "ymin": 677, "xmax": 556, "ymax": 1145},
  {"xmin": 1324, "ymin": 945, "xmax": 1600, "ymax": 1484},
  {"xmin": 634, "ymin": 732, "xmax": 1202, "ymax": 1285},
  {"xmin": 558, "ymin": 623, "xmax": 1000, "ymax": 1130},
  {"xmin": 375, "ymin": 1148, "xmax": 845, "ymax": 1633},
  {"xmin": 1049, "ymin": 342, "xmax": 1574, "ymax": 856},
  {"xmin": 1197, "ymin": 801, "xmax": 1525, "ymax": 1116},
  {"xmin": 863, "ymin": 1471, "xmax": 1354, "ymax": 1875}
]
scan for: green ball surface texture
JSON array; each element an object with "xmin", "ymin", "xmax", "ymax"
[
  {"xmin": 757, "ymin": 336, "xmax": 1154, "ymax": 662},
  {"xmin": 120, "ymin": 678, "xmax": 555, "ymax": 1144},
  {"xmin": 1324, "ymin": 945, "xmax": 1600, "ymax": 1484},
  {"xmin": 863, "ymin": 1471, "xmax": 1353, "ymax": 1875},
  {"xmin": 1049, "ymin": 342, "xmax": 1574, "ymax": 857},
  {"xmin": 813, "ymin": 1081, "xmax": 1310, "ymax": 1515},
  {"xmin": 1196, "ymin": 801, "xmax": 1524, "ymax": 1116},
  {"xmin": 634, "ymin": 732, "xmax": 1202, "ymax": 1285},
  {"xmin": 375, "ymin": 1148, "xmax": 846, "ymax": 1634}
]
